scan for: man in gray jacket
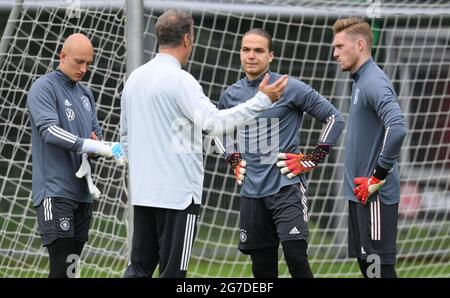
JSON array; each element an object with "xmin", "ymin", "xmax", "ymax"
[
  {"xmin": 332, "ymin": 17, "xmax": 407, "ymax": 278},
  {"xmin": 218, "ymin": 28, "xmax": 345, "ymax": 278},
  {"xmin": 27, "ymin": 33, "xmax": 121, "ymax": 278}
]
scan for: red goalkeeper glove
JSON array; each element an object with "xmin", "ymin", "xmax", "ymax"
[
  {"xmin": 353, "ymin": 176, "xmax": 385, "ymax": 205},
  {"xmin": 226, "ymin": 153, "xmax": 246, "ymax": 186},
  {"xmin": 276, "ymin": 145, "xmax": 330, "ymax": 179}
]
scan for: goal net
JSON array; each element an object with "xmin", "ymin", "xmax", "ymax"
[{"xmin": 0, "ymin": 0, "xmax": 449, "ymax": 277}]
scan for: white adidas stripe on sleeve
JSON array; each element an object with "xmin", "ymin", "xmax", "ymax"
[
  {"xmin": 48, "ymin": 125, "xmax": 77, "ymax": 144},
  {"xmin": 320, "ymin": 115, "xmax": 336, "ymax": 143}
]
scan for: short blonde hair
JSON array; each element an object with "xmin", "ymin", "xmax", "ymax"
[{"xmin": 332, "ymin": 17, "xmax": 373, "ymax": 50}]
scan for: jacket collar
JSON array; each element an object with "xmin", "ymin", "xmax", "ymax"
[
  {"xmin": 351, "ymin": 57, "xmax": 373, "ymax": 82},
  {"xmin": 55, "ymin": 68, "xmax": 78, "ymax": 87},
  {"xmin": 245, "ymin": 70, "xmax": 271, "ymax": 87}
]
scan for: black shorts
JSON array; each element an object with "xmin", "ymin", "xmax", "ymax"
[
  {"xmin": 348, "ymin": 196, "xmax": 398, "ymax": 265},
  {"xmin": 238, "ymin": 184, "xmax": 309, "ymax": 254},
  {"xmin": 35, "ymin": 197, "xmax": 92, "ymax": 246}
]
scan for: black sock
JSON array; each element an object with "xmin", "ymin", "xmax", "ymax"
[
  {"xmin": 249, "ymin": 247, "xmax": 279, "ymax": 278},
  {"xmin": 358, "ymin": 258, "xmax": 397, "ymax": 278},
  {"xmin": 282, "ymin": 240, "xmax": 314, "ymax": 278},
  {"xmin": 357, "ymin": 258, "xmax": 369, "ymax": 278},
  {"xmin": 46, "ymin": 238, "xmax": 85, "ymax": 278},
  {"xmin": 381, "ymin": 264, "xmax": 397, "ymax": 278}
]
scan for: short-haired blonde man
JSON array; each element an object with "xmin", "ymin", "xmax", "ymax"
[{"xmin": 332, "ymin": 17, "xmax": 407, "ymax": 278}]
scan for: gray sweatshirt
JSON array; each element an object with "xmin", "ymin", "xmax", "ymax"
[
  {"xmin": 27, "ymin": 69, "xmax": 102, "ymax": 206},
  {"xmin": 344, "ymin": 58, "xmax": 407, "ymax": 204},
  {"xmin": 219, "ymin": 71, "xmax": 345, "ymax": 198}
]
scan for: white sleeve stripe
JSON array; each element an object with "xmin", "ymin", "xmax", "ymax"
[
  {"xmin": 380, "ymin": 126, "xmax": 390, "ymax": 155},
  {"xmin": 50, "ymin": 125, "xmax": 77, "ymax": 140},
  {"xmin": 48, "ymin": 126, "xmax": 76, "ymax": 144},
  {"xmin": 320, "ymin": 115, "xmax": 333, "ymax": 142},
  {"xmin": 48, "ymin": 126, "xmax": 76, "ymax": 143},
  {"xmin": 213, "ymin": 136, "xmax": 226, "ymax": 154},
  {"xmin": 320, "ymin": 115, "xmax": 335, "ymax": 142}
]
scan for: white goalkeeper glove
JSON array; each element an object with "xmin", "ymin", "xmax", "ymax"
[
  {"xmin": 81, "ymin": 139, "xmax": 127, "ymax": 166},
  {"xmin": 102, "ymin": 141, "xmax": 128, "ymax": 166},
  {"xmin": 81, "ymin": 139, "xmax": 113, "ymax": 157},
  {"xmin": 76, "ymin": 153, "xmax": 101, "ymax": 199}
]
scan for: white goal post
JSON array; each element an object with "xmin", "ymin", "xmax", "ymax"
[{"xmin": 0, "ymin": 0, "xmax": 449, "ymax": 277}]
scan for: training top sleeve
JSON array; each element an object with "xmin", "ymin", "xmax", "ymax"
[
  {"xmin": 27, "ymin": 78, "xmax": 83, "ymax": 152},
  {"xmin": 216, "ymin": 89, "xmax": 238, "ymax": 158},
  {"xmin": 84, "ymin": 87, "xmax": 103, "ymax": 141},
  {"xmin": 176, "ymin": 71, "xmax": 272, "ymax": 136},
  {"xmin": 119, "ymin": 80, "xmax": 128, "ymax": 156},
  {"xmin": 367, "ymin": 85, "xmax": 407, "ymax": 170},
  {"xmin": 292, "ymin": 80, "xmax": 345, "ymax": 146}
]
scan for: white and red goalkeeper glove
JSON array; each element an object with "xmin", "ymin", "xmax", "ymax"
[
  {"xmin": 226, "ymin": 153, "xmax": 246, "ymax": 186},
  {"xmin": 353, "ymin": 165, "xmax": 390, "ymax": 205},
  {"xmin": 353, "ymin": 176, "xmax": 385, "ymax": 205},
  {"xmin": 276, "ymin": 145, "xmax": 330, "ymax": 179}
]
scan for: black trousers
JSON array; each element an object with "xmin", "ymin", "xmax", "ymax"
[{"xmin": 123, "ymin": 202, "xmax": 200, "ymax": 278}]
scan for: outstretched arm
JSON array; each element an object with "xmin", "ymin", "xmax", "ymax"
[{"xmin": 177, "ymin": 73, "xmax": 288, "ymax": 136}]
